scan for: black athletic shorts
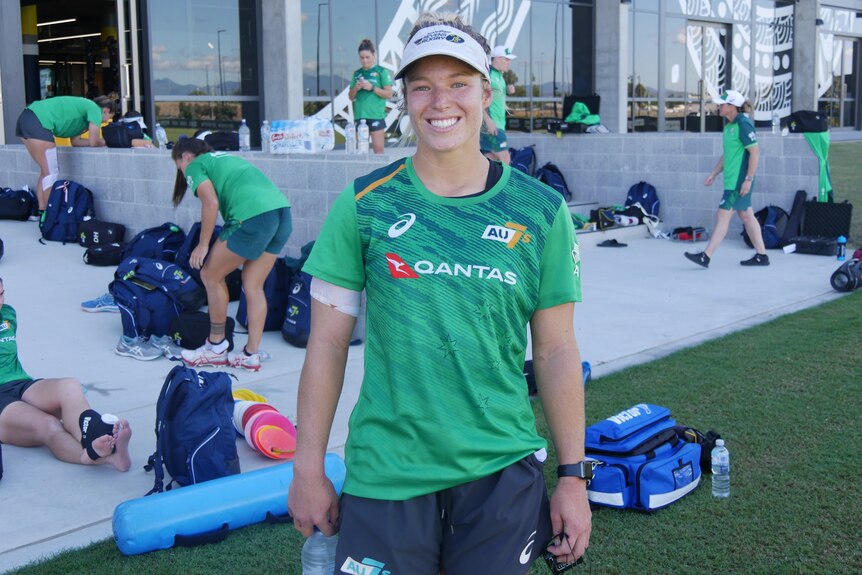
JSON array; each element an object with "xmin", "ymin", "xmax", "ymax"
[
  {"xmin": 15, "ymin": 109, "xmax": 54, "ymax": 142},
  {"xmin": 0, "ymin": 379, "xmax": 41, "ymax": 417},
  {"xmin": 335, "ymin": 452, "xmax": 553, "ymax": 575},
  {"xmin": 355, "ymin": 118, "xmax": 385, "ymax": 133}
]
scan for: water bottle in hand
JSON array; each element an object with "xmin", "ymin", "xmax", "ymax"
[
  {"xmin": 301, "ymin": 531, "xmax": 338, "ymax": 575},
  {"xmin": 238, "ymin": 119, "xmax": 251, "ymax": 151},
  {"xmin": 260, "ymin": 120, "xmax": 270, "ymax": 153},
  {"xmin": 711, "ymin": 439, "xmax": 730, "ymax": 498},
  {"xmin": 357, "ymin": 119, "xmax": 370, "ymax": 154}
]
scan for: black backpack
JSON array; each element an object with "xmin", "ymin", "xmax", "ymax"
[
  {"xmin": 625, "ymin": 181, "xmax": 660, "ymax": 217},
  {"xmin": 169, "ymin": 311, "xmax": 236, "ymax": 351},
  {"xmin": 145, "ymin": 365, "xmax": 240, "ymax": 494},
  {"xmin": 509, "ymin": 145, "xmax": 537, "ymax": 176},
  {"xmin": 535, "ymin": 162, "xmax": 572, "ymax": 202},
  {"xmin": 0, "ymin": 187, "xmax": 36, "ymax": 221},
  {"xmin": 83, "ymin": 243, "xmax": 126, "ymax": 266},
  {"xmin": 78, "ymin": 220, "xmax": 127, "ymax": 247},
  {"xmin": 281, "ymin": 271, "xmax": 312, "ymax": 348},
  {"xmin": 103, "ymin": 122, "xmax": 144, "ymax": 148},
  {"xmin": 742, "ymin": 205, "xmax": 789, "ymax": 249}
]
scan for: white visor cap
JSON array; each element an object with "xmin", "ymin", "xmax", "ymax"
[{"xmin": 395, "ymin": 24, "xmax": 490, "ymax": 81}]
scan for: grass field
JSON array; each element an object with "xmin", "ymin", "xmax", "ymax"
[{"xmin": 8, "ymin": 141, "xmax": 862, "ymax": 575}]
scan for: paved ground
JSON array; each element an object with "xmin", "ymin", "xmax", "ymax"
[{"xmin": 0, "ymin": 216, "xmax": 848, "ymax": 573}]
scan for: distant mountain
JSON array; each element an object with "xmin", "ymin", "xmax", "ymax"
[{"xmin": 152, "ymin": 77, "xmax": 244, "ymax": 97}]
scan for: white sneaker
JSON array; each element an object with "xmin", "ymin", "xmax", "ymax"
[
  {"xmin": 115, "ymin": 336, "xmax": 162, "ymax": 361},
  {"xmin": 229, "ymin": 350, "xmax": 261, "ymax": 372},
  {"xmin": 181, "ymin": 340, "xmax": 229, "ymax": 367}
]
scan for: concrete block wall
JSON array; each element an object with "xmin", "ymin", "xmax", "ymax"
[
  {"xmin": 509, "ymin": 132, "xmax": 821, "ymax": 234},
  {"xmin": 1, "ymin": 133, "xmax": 819, "ymax": 255}
]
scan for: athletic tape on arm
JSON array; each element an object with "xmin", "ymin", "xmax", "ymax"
[{"xmin": 310, "ymin": 277, "xmax": 361, "ymax": 317}]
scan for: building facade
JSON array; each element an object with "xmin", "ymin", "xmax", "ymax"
[{"xmin": 1, "ymin": 0, "xmax": 860, "ymax": 145}]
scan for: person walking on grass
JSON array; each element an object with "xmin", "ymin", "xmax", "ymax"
[
  {"xmin": 288, "ymin": 12, "xmax": 591, "ymax": 573},
  {"xmin": 15, "ymin": 96, "xmax": 115, "ymax": 220},
  {"xmin": 0, "ymin": 277, "xmax": 132, "ymax": 472},
  {"xmin": 481, "ymin": 45, "xmax": 516, "ymax": 165},
  {"xmin": 348, "ymin": 38, "xmax": 394, "ymax": 154},
  {"xmin": 685, "ymin": 90, "xmax": 769, "ymax": 268},
  {"xmin": 171, "ymin": 138, "xmax": 291, "ymax": 372}
]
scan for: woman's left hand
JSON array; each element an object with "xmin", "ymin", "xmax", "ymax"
[{"xmin": 189, "ymin": 243, "xmax": 209, "ymax": 270}]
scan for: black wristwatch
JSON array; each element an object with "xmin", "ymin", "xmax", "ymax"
[{"xmin": 557, "ymin": 461, "xmax": 599, "ymax": 484}]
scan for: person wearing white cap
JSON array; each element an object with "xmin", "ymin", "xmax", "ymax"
[
  {"xmin": 685, "ymin": 89, "xmax": 769, "ymax": 268},
  {"xmin": 288, "ymin": 12, "xmax": 591, "ymax": 574},
  {"xmin": 481, "ymin": 45, "xmax": 517, "ymax": 165}
]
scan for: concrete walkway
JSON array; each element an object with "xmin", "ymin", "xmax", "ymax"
[{"xmin": 0, "ymin": 217, "xmax": 847, "ymax": 573}]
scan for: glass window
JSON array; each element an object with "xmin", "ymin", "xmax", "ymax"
[{"xmin": 630, "ymin": 11, "xmax": 659, "ymax": 131}]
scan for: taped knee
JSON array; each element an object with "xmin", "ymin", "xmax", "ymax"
[{"xmin": 41, "ymin": 173, "xmax": 58, "ymax": 192}]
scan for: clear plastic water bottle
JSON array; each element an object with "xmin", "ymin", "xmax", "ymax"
[
  {"xmin": 238, "ymin": 118, "xmax": 251, "ymax": 151},
  {"xmin": 260, "ymin": 120, "xmax": 270, "ymax": 153},
  {"xmin": 837, "ymin": 235, "xmax": 847, "ymax": 261},
  {"xmin": 154, "ymin": 123, "xmax": 168, "ymax": 150},
  {"xmin": 357, "ymin": 119, "xmax": 370, "ymax": 154},
  {"xmin": 711, "ymin": 439, "xmax": 730, "ymax": 498},
  {"xmin": 344, "ymin": 121, "xmax": 356, "ymax": 154},
  {"xmin": 772, "ymin": 111, "xmax": 780, "ymax": 134},
  {"xmin": 301, "ymin": 531, "xmax": 338, "ymax": 575}
]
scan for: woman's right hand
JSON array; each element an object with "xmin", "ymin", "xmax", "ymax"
[
  {"xmin": 704, "ymin": 174, "xmax": 715, "ymax": 186},
  {"xmin": 189, "ymin": 243, "xmax": 209, "ymax": 270},
  {"xmin": 288, "ymin": 471, "xmax": 340, "ymax": 537}
]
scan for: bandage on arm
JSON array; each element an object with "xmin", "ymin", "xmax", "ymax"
[{"xmin": 310, "ymin": 277, "xmax": 361, "ymax": 317}]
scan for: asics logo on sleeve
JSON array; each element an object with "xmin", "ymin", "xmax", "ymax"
[
  {"xmin": 388, "ymin": 213, "xmax": 416, "ymax": 238},
  {"xmin": 520, "ymin": 530, "xmax": 538, "ymax": 564}
]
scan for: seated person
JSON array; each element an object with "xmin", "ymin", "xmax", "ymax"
[
  {"xmin": 0, "ymin": 277, "xmax": 132, "ymax": 471},
  {"xmin": 55, "ymin": 109, "xmax": 154, "ymax": 148}
]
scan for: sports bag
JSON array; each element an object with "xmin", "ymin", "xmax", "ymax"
[
  {"xmin": 585, "ymin": 403, "xmax": 701, "ymax": 511},
  {"xmin": 204, "ymin": 131, "xmax": 240, "ymax": 151},
  {"xmin": 509, "ymin": 145, "xmax": 537, "ymax": 177},
  {"xmin": 102, "ymin": 121, "xmax": 144, "ymax": 148},
  {"xmin": 109, "ymin": 257, "xmax": 206, "ymax": 338},
  {"xmin": 801, "ymin": 199, "xmax": 853, "ymax": 239},
  {"xmin": 169, "ymin": 311, "xmax": 235, "ymax": 351},
  {"xmin": 282, "ymin": 271, "xmax": 312, "ymax": 348},
  {"xmin": 144, "ymin": 365, "xmax": 240, "ymax": 494},
  {"xmin": 0, "ymin": 187, "xmax": 36, "ymax": 221},
  {"xmin": 787, "ymin": 110, "xmax": 829, "ymax": 133},
  {"xmin": 742, "ymin": 205, "xmax": 789, "ymax": 249},
  {"xmin": 83, "ymin": 243, "xmax": 125, "ymax": 266},
  {"xmin": 236, "ymin": 258, "xmax": 290, "ymax": 331},
  {"xmin": 830, "ymin": 258, "xmax": 862, "ymax": 292},
  {"xmin": 78, "ymin": 219, "xmax": 126, "ymax": 247},
  {"xmin": 40, "ymin": 180, "xmax": 95, "ymax": 243},
  {"xmin": 625, "ymin": 181, "xmax": 660, "ymax": 217},
  {"xmin": 175, "ymin": 222, "xmax": 243, "ymax": 302},
  {"xmin": 535, "ymin": 162, "xmax": 572, "ymax": 202},
  {"xmin": 121, "ymin": 222, "xmax": 186, "ymax": 262}
]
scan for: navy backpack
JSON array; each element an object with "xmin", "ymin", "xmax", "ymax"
[
  {"xmin": 535, "ymin": 162, "xmax": 572, "ymax": 202},
  {"xmin": 175, "ymin": 222, "xmax": 242, "ymax": 301},
  {"xmin": 121, "ymin": 222, "xmax": 186, "ymax": 262},
  {"xmin": 625, "ymin": 181, "xmax": 660, "ymax": 217},
  {"xmin": 40, "ymin": 180, "xmax": 95, "ymax": 243},
  {"xmin": 281, "ymin": 271, "xmax": 312, "ymax": 348},
  {"xmin": 509, "ymin": 145, "xmax": 537, "ymax": 176},
  {"xmin": 742, "ymin": 205, "xmax": 789, "ymax": 249},
  {"xmin": 145, "ymin": 365, "xmax": 240, "ymax": 494},
  {"xmin": 236, "ymin": 257, "xmax": 290, "ymax": 332}
]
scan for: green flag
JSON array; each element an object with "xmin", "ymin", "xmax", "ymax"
[{"xmin": 803, "ymin": 132, "xmax": 832, "ymax": 202}]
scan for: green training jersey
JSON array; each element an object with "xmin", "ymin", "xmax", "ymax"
[
  {"xmin": 27, "ymin": 96, "xmax": 102, "ymax": 138},
  {"xmin": 304, "ymin": 158, "xmax": 582, "ymax": 500},
  {"xmin": 185, "ymin": 152, "xmax": 290, "ymax": 225},
  {"xmin": 722, "ymin": 113, "xmax": 758, "ymax": 190},
  {"xmin": 0, "ymin": 306, "xmax": 31, "ymax": 386},
  {"xmin": 489, "ymin": 67, "xmax": 507, "ymax": 129},
  {"xmin": 350, "ymin": 65, "xmax": 392, "ymax": 120}
]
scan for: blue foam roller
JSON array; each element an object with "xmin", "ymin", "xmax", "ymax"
[{"xmin": 113, "ymin": 452, "xmax": 346, "ymax": 555}]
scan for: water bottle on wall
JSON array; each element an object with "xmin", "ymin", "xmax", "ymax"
[
  {"xmin": 357, "ymin": 119, "xmax": 370, "ymax": 154},
  {"xmin": 344, "ymin": 121, "xmax": 356, "ymax": 154},
  {"xmin": 772, "ymin": 111, "xmax": 780, "ymax": 134},
  {"xmin": 837, "ymin": 235, "xmax": 847, "ymax": 261},
  {"xmin": 301, "ymin": 531, "xmax": 338, "ymax": 575},
  {"xmin": 260, "ymin": 120, "xmax": 270, "ymax": 153},
  {"xmin": 154, "ymin": 123, "xmax": 168, "ymax": 150},
  {"xmin": 238, "ymin": 119, "xmax": 251, "ymax": 151},
  {"xmin": 711, "ymin": 439, "xmax": 730, "ymax": 498}
]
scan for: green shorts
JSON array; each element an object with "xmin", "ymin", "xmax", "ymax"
[
  {"xmin": 719, "ymin": 188, "xmax": 752, "ymax": 211},
  {"xmin": 480, "ymin": 128, "xmax": 509, "ymax": 154},
  {"xmin": 225, "ymin": 207, "xmax": 291, "ymax": 260}
]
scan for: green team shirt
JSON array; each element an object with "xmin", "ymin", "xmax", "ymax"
[
  {"xmin": 722, "ymin": 113, "xmax": 758, "ymax": 191},
  {"xmin": 27, "ymin": 96, "xmax": 103, "ymax": 138},
  {"xmin": 350, "ymin": 65, "xmax": 392, "ymax": 120},
  {"xmin": 304, "ymin": 158, "xmax": 582, "ymax": 500},
  {"xmin": 0, "ymin": 306, "xmax": 31, "ymax": 386},
  {"xmin": 185, "ymin": 152, "xmax": 290, "ymax": 225},
  {"xmin": 489, "ymin": 67, "xmax": 507, "ymax": 129}
]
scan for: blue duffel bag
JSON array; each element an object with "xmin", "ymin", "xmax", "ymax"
[{"xmin": 585, "ymin": 403, "xmax": 701, "ymax": 512}]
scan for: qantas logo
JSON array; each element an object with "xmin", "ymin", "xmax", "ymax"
[
  {"xmin": 481, "ymin": 222, "xmax": 531, "ymax": 248},
  {"xmin": 385, "ymin": 253, "xmax": 517, "ymax": 285},
  {"xmin": 388, "ymin": 213, "xmax": 416, "ymax": 238}
]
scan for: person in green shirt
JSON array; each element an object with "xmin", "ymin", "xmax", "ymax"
[
  {"xmin": 0, "ymin": 278, "xmax": 132, "ymax": 471},
  {"xmin": 348, "ymin": 38, "xmax": 394, "ymax": 154},
  {"xmin": 171, "ymin": 138, "xmax": 292, "ymax": 372},
  {"xmin": 288, "ymin": 13, "xmax": 592, "ymax": 574},
  {"xmin": 685, "ymin": 90, "xmax": 768, "ymax": 268},
  {"xmin": 481, "ymin": 45, "xmax": 516, "ymax": 165},
  {"xmin": 15, "ymin": 96, "xmax": 115, "ymax": 218}
]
